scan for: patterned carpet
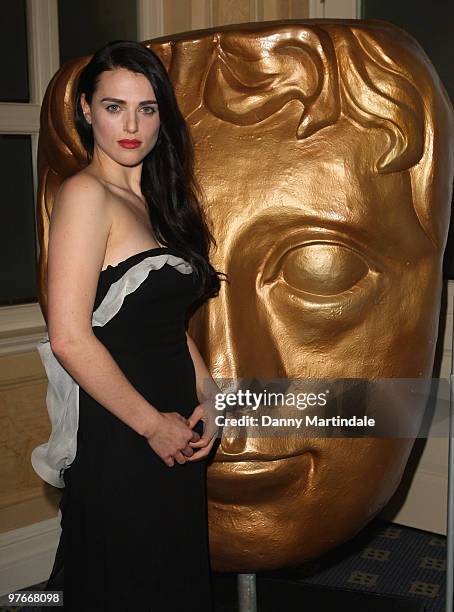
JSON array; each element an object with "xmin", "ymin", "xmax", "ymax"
[
  {"xmin": 0, "ymin": 519, "xmax": 446, "ymax": 611},
  {"xmin": 260, "ymin": 518, "xmax": 446, "ymax": 611}
]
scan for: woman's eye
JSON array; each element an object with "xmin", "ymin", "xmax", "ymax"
[
  {"xmin": 141, "ymin": 106, "xmax": 157, "ymax": 114},
  {"xmin": 106, "ymin": 104, "xmax": 120, "ymax": 113}
]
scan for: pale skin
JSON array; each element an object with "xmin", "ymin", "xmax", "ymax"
[{"xmin": 48, "ymin": 67, "xmax": 218, "ymax": 468}]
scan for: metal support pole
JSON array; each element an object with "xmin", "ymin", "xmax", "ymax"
[
  {"xmin": 238, "ymin": 573, "xmax": 257, "ymax": 612},
  {"xmin": 446, "ymin": 299, "xmax": 454, "ymax": 612}
]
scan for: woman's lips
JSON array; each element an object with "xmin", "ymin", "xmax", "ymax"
[{"xmin": 118, "ymin": 140, "xmax": 141, "ymax": 149}]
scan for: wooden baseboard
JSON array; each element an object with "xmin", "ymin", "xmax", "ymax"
[{"xmin": 0, "ymin": 517, "xmax": 60, "ymax": 596}]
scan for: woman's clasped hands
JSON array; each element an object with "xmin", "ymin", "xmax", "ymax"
[
  {"xmin": 186, "ymin": 396, "xmax": 219, "ymax": 462},
  {"xmin": 144, "ymin": 397, "xmax": 219, "ymax": 467}
]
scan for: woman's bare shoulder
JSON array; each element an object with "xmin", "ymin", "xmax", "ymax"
[
  {"xmin": 54, "ymin": 169, "xmax": 110, "ymax": 211},
  {"xmin": 47, "ymin": 169, "xmax": 113, "ymax": 296}
]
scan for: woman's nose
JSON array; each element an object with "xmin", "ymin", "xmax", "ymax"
[{"xmin": 124, "ymin": 111, "xmax": 138, "ymax": 133}]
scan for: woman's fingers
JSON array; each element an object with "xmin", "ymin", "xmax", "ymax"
[
  {"xmin": 186, "ymin": 444, "xmax": 215, "ymax": 462},
  {"xmin": 156, "ymin": 408, "xmax": 216, "ymax": 466},
  {"xmin": 187, "ymin": 405, "xmax": 203, "ymax": 429},
  {"xmin": 186, "ymin": 436, "xmax": 216, "ymax": 461},
  {"xmin": 189, "ymin": 435, "xmax": 210, "ymax": 448},
  {"xmin": 168, "ymin": 436, "xmax": 216, "ymax": 466},
  {"xmin": 173, "ymin": 450, "xmax": 187, "ymax": 465},
  {"xmin": 190, "ymin": 430, "xmax": 201, "ymax": 442},
  {"xmin": 181, "ymin": 445, "xmax": 194, "ymax": 457}
]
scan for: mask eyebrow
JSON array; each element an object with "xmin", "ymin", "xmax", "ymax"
[{"xmin": 100, "ymin": 97, "xmax": 157, "ymax": 105}]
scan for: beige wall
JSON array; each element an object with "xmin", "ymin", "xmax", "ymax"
[
  {"xmin": 379, "ymin": 281, "xmax": 453, "ymax": 534},
  {"xmin": 0, "ymin": 351, "xmax": 60, "ymax": 534}
]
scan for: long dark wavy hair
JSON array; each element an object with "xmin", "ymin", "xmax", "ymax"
[{"xmin": 74, "ymin": 39, "xmax": 226, "ymax": 306}]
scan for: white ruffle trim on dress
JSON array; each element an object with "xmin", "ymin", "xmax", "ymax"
[{"xmin": 31, "ymin": 253, "xmax": 193, "ymax": 489}]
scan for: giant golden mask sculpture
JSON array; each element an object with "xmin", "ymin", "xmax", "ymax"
[{"xmin": 37, "ymin": 21, "xmax": 454, "ymax": 572}]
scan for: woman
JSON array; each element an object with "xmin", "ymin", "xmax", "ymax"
[{"xmin": 41, "ymin": 40, "xmax": 225, "ymax": 611}]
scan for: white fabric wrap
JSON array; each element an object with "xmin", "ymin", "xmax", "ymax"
[{"xmin": 30, "ymin": 253, "xmax": 193, "ymax": 488}]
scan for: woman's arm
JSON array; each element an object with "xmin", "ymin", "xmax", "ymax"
[
  {"xmin": 185, "ymin": 331, "xmax": 222, "ymax": 461},
  {"xmin": 185, "ymin": 332, "xmax": 221, "ymax": 403},
  {"xmin": 47, "ymin": 174, "xmax": 155, "ymax": 434},
  {"xmin": 46, "ymin": 173, "xmax": 197, "ymax": 466}
]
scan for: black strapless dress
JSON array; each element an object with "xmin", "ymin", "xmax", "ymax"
[{"xmin": 45, "ymin": 247, "xmax": 213, "ymax": 611}]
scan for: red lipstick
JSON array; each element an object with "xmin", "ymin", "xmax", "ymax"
[{"xmin": 118, "ymin": 139, "xmax": 141, "ymax": 149}]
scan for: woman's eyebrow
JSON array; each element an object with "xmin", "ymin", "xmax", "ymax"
[{"xmin": 100, "ymin": 97, "xmax": 157, "ymax": 105}]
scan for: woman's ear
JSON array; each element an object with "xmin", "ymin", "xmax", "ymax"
[{"xmin": 80, "ymin": 93, "xmax": 91, "ymax": 124}]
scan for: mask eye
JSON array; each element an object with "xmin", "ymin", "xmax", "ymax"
[{"xmin": 280, "ymin": 243, "xmax": 370, "ymax": 296}]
